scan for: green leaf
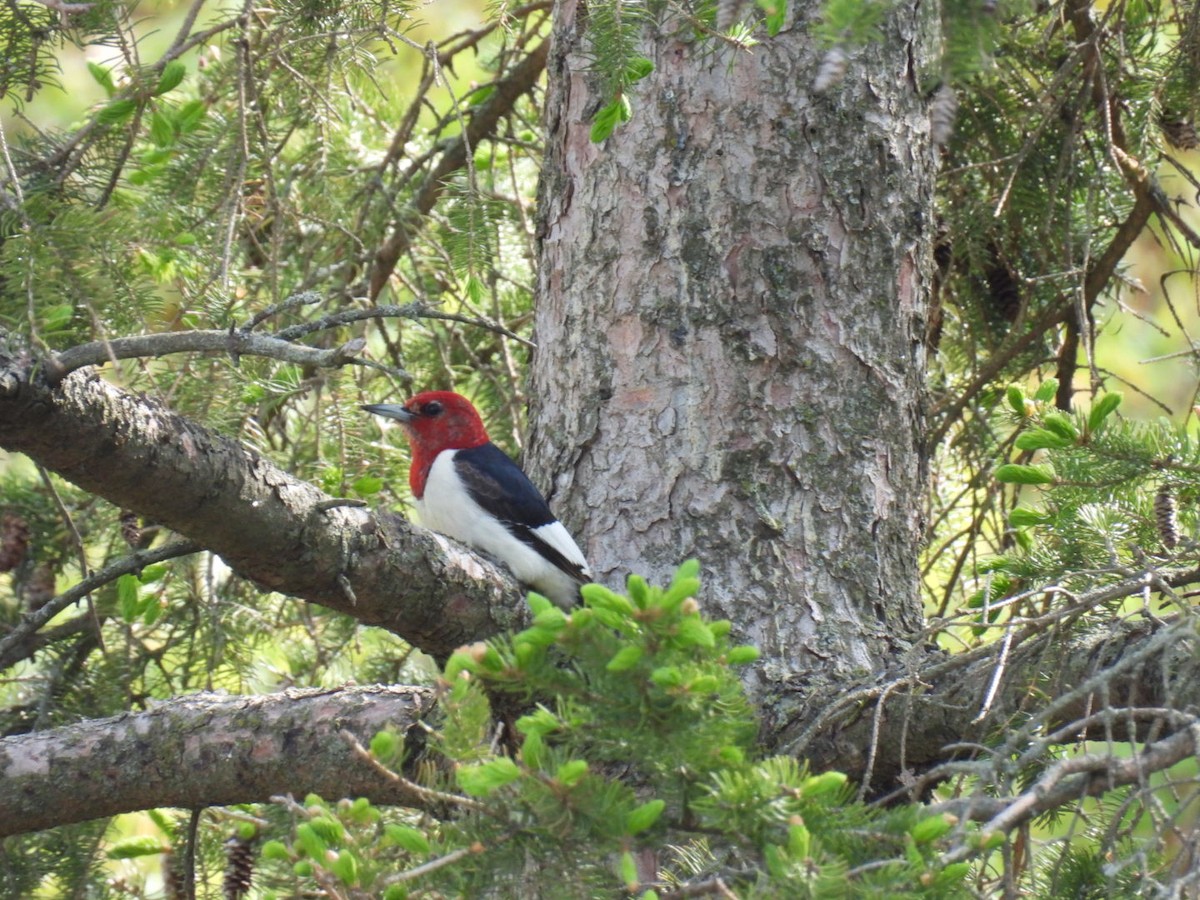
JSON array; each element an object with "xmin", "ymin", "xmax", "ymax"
[
  {"xmin": 1014, "ymin": 428, "xmax": 1072, "ymax": 451},
  {"xmin": 175, "ymin": 99, "xmax": 207, "ymax": 132},
  {"xmin": 994, "ymin": 463, "xmax": 1055, "ymax": 484},
  {"xmin": 727, "ymin": 645, "xmax": 760, "ymax": 665},
  {"xmin": 457, "ymin": 758, "xmax": 521, "ymax": 796},
  {"xmin": 760, "ymin": 0, "xmax": 786, "ymax": 36},
  {"xmin": 138, "ymin": 564, "xmax": 168, "ymax": 583},
  {"xmin": 626, "ymin": 799, "xmax": 664, "ymax": 834},
  {"xmin": 465, "ymin": 274, "xmax": 485, "ymax": 304},
  {"xmin": 1005, "ymin": 385, "xmax": 1026, "ymax": 415},
  {"xmin": 526, "ymin": 592, "xmax": 553, "ymax": 615},
  {"xmin": 1040, "ymin": 412, "xmax": 1078, "ymax": 441},
  {"xmin": 142, "ymin": 598, "xmax": 164, "ymax": 626},
  {"xmin": 261, "ymin": 840, "xmax": 291, "ymax": 861},
  {"xmin": 87, "ymin": 62, "xmax": 115, "ymax": 96},
  {"xmin": 329, "ymin": 849, "xmax": 358, "ymax": 886},
  {"xmin": 581, "ymin": 583, "xmax": 635, "ymax": 615},
  {"xmin": 514, "ymin": 625, "xmax": 559, "ymax": 647},
  {"xmin": 911, "ymin": 813, "xmax": 954, "ymax": 843},
  {"xmin": 659, "ymin": 576, "xmax": 700, "ymax": 611},
  {"xmin": 41, "ymin": 303, "xmax": 75, "ymax": 333},
  {"xmin": 626, "ymin": 574, "xmax": 650, "ymax": 608},
  {"xmin": 788, "ymin": 821, "xmax": 810, "ymax": 857},
  {"xmin": 521, "ymin": 730, "xmax": 544, "ymax": 768},
  {"xmin": 1087, "ymin": 392, "xmax": 1122, "ymax": 432},
  {"xmin": 369, "ymin": 730, "xmax": 399, "ymax": 760},
  {"xmin": 351, "ymin": 475, "xmax": 383, "ymax": 496},
  {"xmin": 98, "ymin": 98, "xmax": 138, "ymax": 126},
  {"xmin": 533, "ymin": 607, "xmax": 568, "ymax": 630},
  {"xmin": 556, "ymin": 759, "xmax": 589, "ymax": 786},
  {"xmin": 675, "ymin": 616, "xmax": 715, "ymax": 648},
  {"xmin": 149, "ymin": 111, "xmax": 176, "ymax": 148},
  {"xmin": 384, "ymin": 824, "xmax": 430, "ymax": 855},
  {"xmin": 936, "ymin": 862, "xmax": 971, "ymax": 885},
  {"xmin": 1033, "ymin": 379, "xmax": 1059, "ymax": 402},
  {"xmin": 606, "ymin": 645, "xmax": 644, "ymax": 671},
  {"xmin": 107, "ymin": 836, "xmax": 167, "ymax": 859},
  {"xmin": 800, "ymin": 770, "xmax": 848, "ymax": 799},
  {"xmin": 589, "ymin": 96, "xmax": 632, "ymax": 143},
  {"xmin": 118, "ymin": 573, "xmax": 142, "ymax": 622},
  {"xmin": 294, "ymin": 823, "xmax": 327, "ymax": 860},
  {"xmin": 307, "ymin": 817, "xmax": 344, "ymax": 845},
  {"xmin": 625, "ymin": 57, "xmax": 654, "ymax": 82},
  {"xmin": 650, "ymin": 666, "xmax": 683, "ymax": 688},
  {"xmin": 155, "ymin": 60, "xmax": 187, "ymax": 96},
  {"xmin": 1008, "ymin": 507, "xmax": 1051, "ymax": 527},
  {"xmin": 619, "ymin": 851, "xmax": 638, "ymax": 889},
  {"xmin": 444, "ymin": 650, "xmax": 477, "ymax": 679}
]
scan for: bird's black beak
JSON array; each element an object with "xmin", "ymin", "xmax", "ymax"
[{"xmin": 362, "ymin": 403, "xmax": 416, "ymax": 423}]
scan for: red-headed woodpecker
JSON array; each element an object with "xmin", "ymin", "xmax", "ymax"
[{"xmin": 363, "ymin": 391, "xmax": 591, "ymax": 608}]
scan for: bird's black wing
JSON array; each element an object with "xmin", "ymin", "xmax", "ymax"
[{"xmin": 453, "ymin": 444, "xmax": 589, "ymax": 583}]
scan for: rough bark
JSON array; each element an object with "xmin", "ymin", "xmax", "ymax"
[
  {"xmin": 0, "ymin": 686, "xmax": 431, "ymax": 836},
  {"xmin": 530, "ymin": 2, "xmax": 937, "ymax": 738},
  {"xmin": 0, "ymin": 345, "xmax": 528, "ymax": 662}
]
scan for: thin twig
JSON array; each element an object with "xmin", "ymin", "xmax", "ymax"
[
  {"xmin": 46, "ymin": 332, "xmax": 367, "ymax": 383},
  {"xmin": 338, "ymin": 729, "xmax": 487, "ymax": 813},
  {"xmin": 0, "ymin": 540, "xmax": 201, "ymax": 669},
  {"xmin": 273, "ymin": 302, "xmax": 534, "ymax": 347}
]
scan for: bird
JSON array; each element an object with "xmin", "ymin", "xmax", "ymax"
[{"xmin": 363, "ymin": 391, "xmax": 591, "ymax": 608}]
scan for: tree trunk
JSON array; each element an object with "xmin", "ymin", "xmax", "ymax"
[{"xmin": 530, "ymin": 2, "xmax": 938, "ymax": 758}]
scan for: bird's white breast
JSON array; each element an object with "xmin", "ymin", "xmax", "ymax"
[{"xmin": 417, "ymin": 450, "xmax": 589, "ymax": 607}]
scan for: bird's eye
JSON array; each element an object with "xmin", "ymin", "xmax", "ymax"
[{"xmin": 422, "ymin": 401, "xmax": 444, "ymax": 416}]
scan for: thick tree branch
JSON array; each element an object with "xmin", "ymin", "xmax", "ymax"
[
  {"xmin": 0, "ymin": 342, "xmax": 530, "ymax": 661},
  {"xmin": 0, "ymin": 685, "xmax": 432, "ymax": 837}
]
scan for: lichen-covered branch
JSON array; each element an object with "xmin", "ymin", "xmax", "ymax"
[{"xmin": 0, "ymin": 686, "xmax": 432, "ymax": 837}]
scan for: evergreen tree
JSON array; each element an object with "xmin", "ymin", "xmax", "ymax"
[{"xmin": 0, "ymin": 0, "xmax": 1198, "ymax": 896}]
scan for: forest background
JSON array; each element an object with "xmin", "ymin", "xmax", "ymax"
[{"xmin": 1, "ymin": 0, "xmax": 1200, "ymax": 896}]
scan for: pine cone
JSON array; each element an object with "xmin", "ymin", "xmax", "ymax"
[
  {"xmin": 0, "ymin": 513, "xmax": 30, "ymax": 572},
  {"xmin": 120, "ymin": 510, "xmax": 143, "ymax": 549},
  {"xmin": 1161, "ymin": 114, "xmax": 1199, "ymax": 150},
  {"xmin": 162, "ymin": 850, "xmax": 188, "ymax": 900},
  {"xmin": 223, "ymin": 836, "xmax": 255, "ymax": 900},
  {"xmin": 1155, "ymin": 485, "xmax": 1180, "ymax": 550}
]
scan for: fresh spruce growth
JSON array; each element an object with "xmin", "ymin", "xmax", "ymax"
[
  {"xmin": 995, "ymin": 384, "xmax": 1199, "ymax": 590},
  {"xmin": 254, "ymin": 563, "xmax": 979, "ymax": 897}
]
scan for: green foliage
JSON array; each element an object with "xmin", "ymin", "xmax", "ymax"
[
  {"xmin": 255, "ymin": 564, "xmax": 979, "ymax": 897},
  {"xmin": 987, "ymin": 386, "xmax": 1198, "ymax": 585}
]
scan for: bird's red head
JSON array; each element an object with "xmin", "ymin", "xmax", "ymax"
[{"xmin": 363, "ymin": 391, "xmax": 491, "ymax": 498}]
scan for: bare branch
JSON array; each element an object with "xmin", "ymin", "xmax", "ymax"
[
  {"xmin": 44, "ymin": 331, "xmax": 368, "ymax": 384},
  {"xmin": 937, "ymin": 721, "xmax": 1200, "ymax": 863},
  {"xmin": 274, "ymin": 301, "xmax": 534, "ymax": 347}
]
